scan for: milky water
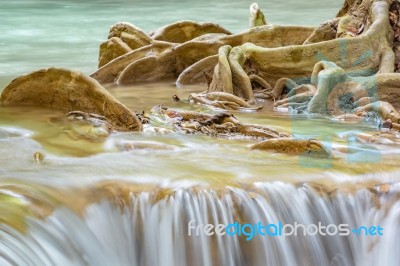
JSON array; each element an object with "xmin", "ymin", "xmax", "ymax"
[
  {"xmin": 1, "ymin": 1, "xmax": 400, "ymax": 265},
  {"xmin": 0, "ymin": 0, "xmax": 341, "ymax": 78},
  {"xmin": 0, "ymin": 0, "xmax": 370, "ymax": 186},
  {"xmin": 0, "ymin": 0, "xmax": 399, "ymax": 190}
]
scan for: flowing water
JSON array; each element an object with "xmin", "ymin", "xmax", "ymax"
[{"xmin": 1, "ymin": 0, "xmax": 400, "ymax": 265}]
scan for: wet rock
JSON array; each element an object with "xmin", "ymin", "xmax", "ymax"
[
  {"xmin": 250, "ymin": 138, "xmax": 332, "ymax": 158},
  {"xmin": 33, "ymin": 152, "xmax": 44, "ymax": 164},
  {"xmin": 1, "ymin": 68, "xmax": 142, "ymax": 131}
]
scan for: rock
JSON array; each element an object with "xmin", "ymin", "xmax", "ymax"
[
  {"xmin": 250, "ymin": 138, "xmax": 332, "ymax": 158},
  {"xmin": 1, "ymin": 68, "xmax": 142, "ymax": 131},
  {"xmin": 33, "ymin": 152, "xmax": 44, "ymax": 164},
  {"xmin": 64, "ymin": 111, "xmax": 113, "ymax": 141}
]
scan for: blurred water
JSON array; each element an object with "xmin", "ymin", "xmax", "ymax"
[
  {"xmin": 0, "ymin": 0, "xmax": 397, "ymax": 187},
  {"xmin": 0, "ymin": 0, "xmax": 341, "ymax": 79},
  {"xmin": 1, "ymin": 182, "xmax": 399, "ymax": 266},
  {"xmin": 2, "ymin": 1, "xmax": 400, "ymax": 265}
]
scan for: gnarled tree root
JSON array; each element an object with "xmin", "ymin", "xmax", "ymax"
[
  {"xmin": 189, "ymin": 91, "xmax": 262, "ymax": 111},
  {"xmin": 206, "ymin": 0, "xmax": 395, "ymax": 107},
  {"xmin": 92, "ymin": 6, "xmax": 315, "ymax": 86},
  {"xmin": 273, "ymin": 60, "xmax": 400, "ymax": 122},
  {"xmin": 98, "ymin": 22, "xmax": 153, "ymax": 67},
  {"xmin": 98, "ymin": 37, "xmax": 132, "ymax": 68},
  {"xmin": 149, "ymin": 20, "xmax": 232, "ymax": 43},
  {"xmin": 149, "ymin": 106, "xmax": 288, "ymax": 139},
  {"xmin": 0, "ymin": 68, "xmax": 142, "ymax": 131},
  {"xmin": 92, "ymin": 41, "xmax": 173, "ymax": 84}
]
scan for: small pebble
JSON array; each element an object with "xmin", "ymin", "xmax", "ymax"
[
  {"xmin": 172, "ymin": 95, "xmax": 181, "ymax": 101},
  {"xmin": 382, "ymin": 119, "xmax": 393, "ymax": 130},
  {"xmin": 33, "ymin": 152, "xmax": 44, "ymax": 164}
]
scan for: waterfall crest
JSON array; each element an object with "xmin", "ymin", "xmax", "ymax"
[{"xmin": 0, "ymin": 182, "xmax": 399, "ymax": 266}]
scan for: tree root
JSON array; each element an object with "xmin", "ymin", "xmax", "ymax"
[
  {"xmin": 303, "ymin": 18, "xmax": 340, "ymax": 44},
  {"xmin": 189, "ymin": 91, "xmax": 262, "ymax": 111},
  {"xmin": 91, "ymin": 41, "xmax": 173, "ymax": 84},
  {"xmin": 149, "ymin": 106, "xmax": 287, "ymax": 139},
  {"xmin": 354, "ymin": 101, "xmax": 400, "ymax": 122},
  {"xmin": 98, "ymin": 37, "xmax": 132, "ymax": 68},
  {"xmin": 108, "ymin": 22, "xmax": 152, "ymax": 46},
  {"xmin": 117, "ymin": 40, "xmax": 225, "ymax": 85},
  {"xmin": 91, "ymin": 0, "xmax": 400, "ymax": 120},
  {"xmin": 197, "ymin": 0, "xmax": 396, "ymax": 115},
  {"xmin": 0, "ymin": 68, "xmax": 142, "ymax": 131},
  {"xmin": 92, "ymin": 5, "xmax": 315, "ymax": 86},
  {"xmin": 149, "ymin": 20, "xmax": 232, "ymax": 43},
  {"xmin": 176, "ymin": 55, "xmax": 218, "ymax": 86},
  {"xmin": 273, "ymin": 60, "xmax": 400, "ymax": 122}
]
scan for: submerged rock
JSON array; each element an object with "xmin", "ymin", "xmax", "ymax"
[
  {"xmin": 33, "ymin": 152, "xmax": 45, "ymax": 164},
  {"xmin": 1, "ymin": 68, "xmax": 142, "ymax": 131},
  {"xmin": 250, "ymin": 138, "xmax": 332, "ymax": 158},
  {"xmin": 63, "ymin": 111, "xmax": 114, "ymax": 141}
]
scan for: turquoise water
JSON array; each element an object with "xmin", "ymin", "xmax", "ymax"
[
  {"xmin": 3, "ymin": 2, "xmax": 400, "ymax": 265},
  {"xmin": 1, "ymin": 0, "xmax": 398, "ymax": 186},
  {"xmin": 0, "ymin": 0, "xmax": 341, "ymax": 80}
]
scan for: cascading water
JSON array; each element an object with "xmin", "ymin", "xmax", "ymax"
[
  {"xmin": 0, "ymin": 182, "xmax": 398, "ymax": 266},
  {"xmin": 1, "ymin": 1, "xmax": 399, "ymax": 265}
]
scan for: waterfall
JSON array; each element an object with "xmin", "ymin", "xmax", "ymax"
[{"xmin": 0, "ymin": 182, "xmax": 399, "ymax": 266}]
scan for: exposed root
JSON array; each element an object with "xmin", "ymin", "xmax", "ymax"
[
  {"xmin": 92, "ymin": 4, "xmax": 315, "ymax": 86},
  {"xmin": 116, "ymin": 40, "xmax": 225, "ymax": 85},
  {"xmin": 275, "ymin": 84, "xmax": 317, "ymax": 107},
  {"xmin": 149, "ymin": 20, "xmax": 231, "ymax": 43},
  {"xmin": 207, "ymin": 0, "xmax": 394, "ymax": 107},
  {"xmin": 189, "ymin": 91, "xmax": 262, "ymax": 111},
  {"xmin": 91, "ymin": 41, "xmax": 173, "ymax": 84},
  {"xmin": 249, "ymin": 74, "xmax": 273, "ymax": 90},
  {"xmin": 149, "ymin": 106, "xmax": 287, "ymax": 139},
  {"xmin": 354, "ymin": 101, "xmax": 400, "ymax": 122},
  {"xmin": 270, "ymin": 60, "xmax": 400, "ymax": 121},
  {"xmin": 108, "ymin": 22, "xmax": 152, "ymax": 45},
  {"xmin": 176, "ymin": 55, "xmax": 218, "ymax": 86},
  {"xmin": 98, "ymin": 37, "xmax": 132, "ymax": 67},
  {"xmin": 303, "ymin": 18, "xmax": 340, "ymax": 44}
]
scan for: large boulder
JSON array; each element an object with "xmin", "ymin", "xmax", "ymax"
[{"xmin": 1, "ymin": 68, "xmax": 142, "ymax": 131}]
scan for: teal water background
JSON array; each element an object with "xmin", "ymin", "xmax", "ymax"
[{"xmin": 0, "ymin": 0, "xmax": 341, "ymax": 82}]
